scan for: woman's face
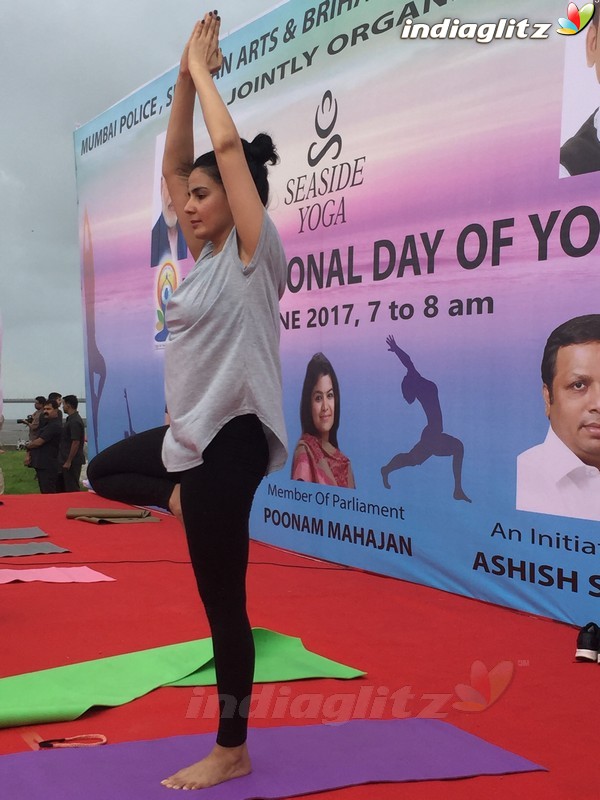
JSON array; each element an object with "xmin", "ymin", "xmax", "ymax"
[
  {"xmin": 184, "ymin": 168, "xmax": 234, "ymax": 251},
  {"xmin": 311, "ymin": 373, "xmax": 335, "ymax": 441}
]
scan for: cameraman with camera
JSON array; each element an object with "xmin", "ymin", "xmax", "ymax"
[{"xmin": 19, "ymin": 396, "xmax": 46, "ymax": 466}]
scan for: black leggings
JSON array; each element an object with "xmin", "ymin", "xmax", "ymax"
[
  {"xmin": 86, "ymin": 425, "xmax": 174, "ymax": 510},
  {"xmin": 87, "ymin": 415, "xmax": 269, "ymax": 747}
]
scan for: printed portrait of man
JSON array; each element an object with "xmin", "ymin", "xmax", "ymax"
[
  {"xmin": 150, "ymin": 132, "xmax": 187, "ymax": 267},
  {"xmin": 516, "ymin": 315, "xmax": 600, "ymax": 520},
  {"xmin": 560, "ymin": 6, "xmax": 600, "ymax": 176},
  {"xmin": 150, "ymin": 174, "xmax": 188, "ymax": 267}
]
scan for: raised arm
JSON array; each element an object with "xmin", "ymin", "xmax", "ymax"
[
  {"xmin": 162, "ymin": 23, "xmax": 206, "ymax": 262},
  {"xmin": 187, "ymin": 13, "xmax": 266, "ymax": 264},
  {"xmin": 386, "ymin": 335, "xmax": 416, "ymax": 372}
]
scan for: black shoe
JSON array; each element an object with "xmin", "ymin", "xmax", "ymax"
[{"xmin": 575, "ymin": 622, "xmax": 599, "ymax": 662}]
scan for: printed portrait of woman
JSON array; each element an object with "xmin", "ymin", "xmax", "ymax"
[{"xmin": 291, "ymin": 352, "xmax": 355, "ymax": 488}]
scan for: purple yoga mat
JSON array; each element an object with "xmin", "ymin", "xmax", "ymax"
[{"xmin": 0, "ymin": 719, "xmax": 544, "ymax": 799}]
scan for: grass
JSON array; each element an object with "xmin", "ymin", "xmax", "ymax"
[{"xmin": 0, "ymin": 450, "xmax": 44, "ymax": 494}]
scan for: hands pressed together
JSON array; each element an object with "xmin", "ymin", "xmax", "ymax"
[{"xmin": 181, "ymin": 10, "xmax": 223, "ymax": 78}]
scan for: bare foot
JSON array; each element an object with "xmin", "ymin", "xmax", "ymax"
[
  {"xmin": 453, "ymin": 488, "xmax": 472, "ymax": 503},
  {"xmin": 168, "ymin": 484, "xmax": 184, "ymax": 525},
  {"xmin": 161, "ymin": 743, "xmax": 251, "ymax": 790},
  {"xmin": 381, "ymin": 467, "xmax": 391, "ymax": 490}
]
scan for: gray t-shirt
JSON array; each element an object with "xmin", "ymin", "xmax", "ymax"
[{"xmin": 162, "ymin": 211, "xmax": 288, "ymax": 473}]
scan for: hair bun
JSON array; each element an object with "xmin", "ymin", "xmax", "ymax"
[{"xmin": 247, "ymin": 133, "xmax": 279, "ymax": 166}]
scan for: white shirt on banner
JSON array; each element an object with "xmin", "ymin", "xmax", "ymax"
[{"xmin": 516, "ymin": 426, "xmax": 600, "ymax": 521}]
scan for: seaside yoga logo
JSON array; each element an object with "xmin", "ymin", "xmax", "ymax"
[{"xmin": 556, "ymin": 2, "xmax": 596, "ymax": 35}]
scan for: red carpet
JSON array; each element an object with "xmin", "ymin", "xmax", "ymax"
[{"xmin": 0, "ymin": 493, "xmax": 595, "ymax": 798}]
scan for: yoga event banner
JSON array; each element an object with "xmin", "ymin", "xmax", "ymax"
[{"xmin": 74, "ymin": 0, "xmax": 600, "ymax": 624}]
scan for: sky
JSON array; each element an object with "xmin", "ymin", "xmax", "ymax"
[{"xmin": 0, "ymin": 0, "xmax": 281, "ymax": 402}]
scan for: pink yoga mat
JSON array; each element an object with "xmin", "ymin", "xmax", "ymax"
[{"xmin": 0, "ymin": 567, "xmax": 114, "ymax": 584}]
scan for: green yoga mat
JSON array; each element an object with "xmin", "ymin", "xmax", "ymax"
[
  {"xmin": 166, "ymin": 628, "xmax": 364, "ymax": 686},
  {"xmin": 0, "ymin": 629, "xmax": 364, "ymax": 728}
]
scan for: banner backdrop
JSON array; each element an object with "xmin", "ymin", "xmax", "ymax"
[{"xmin": 74, "ymin": 0, "xmax": 600, "ymax": 625}]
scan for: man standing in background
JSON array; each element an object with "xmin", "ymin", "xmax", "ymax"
[
  {"xmin": 47, "ymin": 392, "xmax": 63, "ymax": 421},
  {"xmin": 0, "ymin": 309, "xmax": 3, "ymax": 429},
  {"xmin": 0, "ymin": 312, "xmax": 4, "ymax": 492},
  {"xmin": 58, "ymin": 395, "xmax": 85, "ymax": 492}
]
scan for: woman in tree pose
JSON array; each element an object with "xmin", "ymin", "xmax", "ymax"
[
  {"xmin": 159, "ymin": 11, "xmax": 288, "ymax": 789},
  {"xmin": 88, "ymin": 10, "xmax": 287, "ymax": 790}
]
